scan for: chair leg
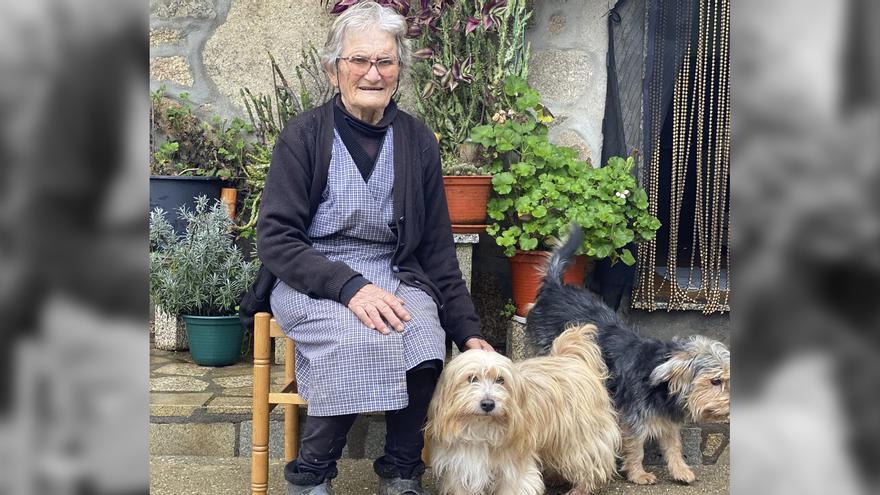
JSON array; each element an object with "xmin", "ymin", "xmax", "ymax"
[
  {"xmin": 252, "ymin": 313, "xmax": 271, "ymax": 495},
  {"xmin": 421, "ymin": 431, "xmax": 430, "ymax": 466},
  {"xmin": 284, "ymin": 337, "xmax": 299, "ymax": 462}
]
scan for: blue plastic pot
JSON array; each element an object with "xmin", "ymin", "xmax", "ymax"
[{"xmin": 149, "ymin": 176, "xmax": 222, "ymax": 235}]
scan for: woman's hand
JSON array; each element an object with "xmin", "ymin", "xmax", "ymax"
[
  {"xmin": 463, "ymin": 337, "xmax": 494, "ymax": 352},
  {"xmin": 347, "ymin": 284, "xmax": 411, "ymax": 334}
]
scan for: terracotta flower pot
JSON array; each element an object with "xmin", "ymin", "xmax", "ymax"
[
  {"xmin": 508, "ymin": 251, "xmax": 592, "ymax": 317},
  {"xmin": 443, "ymin": 175, "xmax": 492, "ymax": 227}
]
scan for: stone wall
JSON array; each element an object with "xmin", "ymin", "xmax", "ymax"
[
  {"xmin": 149, "ymin": 0, "xmax": 607, "ymax": 157},
  {"xmin": 527, "ymin": 0, "xmax": 608, "ymax": 164},
  {"xmin": 150, "ymin": 0, "xmax": 333, "ymax": 119}
]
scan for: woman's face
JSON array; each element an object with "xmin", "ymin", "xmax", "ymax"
[{"xmin": 328, "ymin": 28, "xmax": 399, "ymax": 122}]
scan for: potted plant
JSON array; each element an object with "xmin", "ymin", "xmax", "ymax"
[
  {"xmin": 471, "ymin": 76, "xmax": 661, "ymax": 316},
  {"xmin": 150, "ymin": 196, "xmax": 260, "ymax": 366},
  {"xmin": 361, "ymin": 0, "xmax": 530, "ymax": 230},
  {"xmin": 407, "ymin": 0, "xmax": 531, "ymax": 160},
  {"xmin": 441, "ymin": 142, "xmax": 493, "ymax": 230},
  {"xmin": 150, "ymin": 87, "xmax": 254, "ymax": 234}
]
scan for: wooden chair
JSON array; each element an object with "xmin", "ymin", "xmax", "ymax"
[
  {"xmin": 251, "ymin": 312, "xmax": 306, "ymax": 495},
  {"xmin": 250, "ymin": 311, "xmax": 432, "ymax": 494}
]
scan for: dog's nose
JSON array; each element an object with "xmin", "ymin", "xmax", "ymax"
[{"xmin": 480, "ymin": 399, "xmax": 495, "ymax": 412}]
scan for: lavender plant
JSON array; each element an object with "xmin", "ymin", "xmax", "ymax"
[{"xmin": 150, "ymin": 196, "xmax": 260, "ymax": 316}]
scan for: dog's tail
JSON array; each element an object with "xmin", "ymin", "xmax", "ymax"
[
  {"xmin": 544, "ymin": 224, "xmax": 584, "ymax": 286},
  {"xmin": 550, "ymin": 324, "xmax": 608, "ymax": 378}
]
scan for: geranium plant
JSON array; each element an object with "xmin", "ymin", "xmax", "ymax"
[{"xmin": 470, "ymin": 76, "xmax": 661, "ymax": 264}]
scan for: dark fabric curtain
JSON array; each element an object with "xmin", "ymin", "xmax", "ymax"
[
  {"xmin": 593, "ymin": 0, "xmax": 697, "ymax": 309},
  {"xmin": 843, "ymin": 0, "xmax": 879, "ymax": 112}
]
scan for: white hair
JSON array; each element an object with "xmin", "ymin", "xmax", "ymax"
[{"xmin": 320, "ymin": 1, "xmax": 411, "ymax": 74}]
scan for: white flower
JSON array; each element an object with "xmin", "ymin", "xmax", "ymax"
[{"xmin": 623, "ymin": 189, "xmax": 630, "ymax": 196}]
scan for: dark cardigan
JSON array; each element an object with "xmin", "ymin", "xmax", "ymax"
[{"xmin": 256, "ymin": 98, "xmax": 483, "ymax": 350}]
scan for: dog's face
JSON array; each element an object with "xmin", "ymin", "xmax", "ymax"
[
  {"xmin": 650, "ymin": 337, "xmax": 730, "ymax": 422},
  {"xmin": 427, "ymin": 350, "xmax": 527, "ymax": 446}
]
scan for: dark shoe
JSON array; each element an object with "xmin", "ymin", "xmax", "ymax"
[
  {"xmin": 287, "ymin": 479, "xmax": 334, "ymax": 495},
  {"xmin": 378, "ymin": 476, "xmax": 427, "ymax": 495}
]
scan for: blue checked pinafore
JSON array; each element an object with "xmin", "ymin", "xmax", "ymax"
[{"xmin": 270, "ymin": 127, "xmax": 446, "ymax": 416}]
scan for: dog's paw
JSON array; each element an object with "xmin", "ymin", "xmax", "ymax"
[
  {"xmin": 670, "ymin": 466, "xmax": 696, "ymax": 484},
  {"xmin": 628, "ymin": 471, "xmax": 657, "ymax": 485}
]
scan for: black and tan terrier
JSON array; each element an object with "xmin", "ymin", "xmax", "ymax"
[{"xmin": 525, "ymin": 225, "xmax": 730, "ymax": 485}]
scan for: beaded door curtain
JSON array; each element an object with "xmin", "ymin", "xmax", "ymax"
[{"xmin": 631, "ymin": 0, "xmax": 731, "ymax": 313}]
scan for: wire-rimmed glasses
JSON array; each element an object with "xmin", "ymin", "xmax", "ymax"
[{"xmin": 336, "ymin": 55, "xmax": 399, "ymax": 77}]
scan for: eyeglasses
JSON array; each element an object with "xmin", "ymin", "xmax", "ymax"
[{"xmin": 336, "ymin": 55, "xmax": 399, "ymax": 76}]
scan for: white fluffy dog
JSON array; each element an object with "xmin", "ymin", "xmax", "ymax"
[{"xmin": 426, "ymin": 325, "xmax": 620, "ymax": 495}]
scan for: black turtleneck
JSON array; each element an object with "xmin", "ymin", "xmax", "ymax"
[
  {"xmin": 331, "ymin": 95, "xmax": 400, "ymax": 305},
  {"xmin": 333, "ymin": 95, "xmax": 397, "ymax": 181}
]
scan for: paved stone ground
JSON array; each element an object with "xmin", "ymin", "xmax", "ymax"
[
  {"xmin": 150, "ymin": 347, "xmax": 260, "ymax": 417},
  {"xmin": 150, "ymin": 346, "xmax": 728, "ymax": 462},
  {"xmin": 151, "ymin": 453, "xmax": 729, "ymax": 495},
  {"xmin": 150, "ymin": 345, "xmax": 729, "ymax": 494}
]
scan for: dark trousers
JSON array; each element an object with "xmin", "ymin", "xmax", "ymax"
[{"xmin": 285, "ymin": 361, "xmax": 440, "ymax": 485}]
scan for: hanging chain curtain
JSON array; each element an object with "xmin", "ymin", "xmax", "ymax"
[{"xmin": 630, "ymin": 0, "xmax": 731, "ymax": 313}]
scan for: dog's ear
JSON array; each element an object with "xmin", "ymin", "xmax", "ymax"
[
  {"xmin": 425, "ymin": 366, "xmax": 464, "ymax": 444},
  {"xmin": 649, "ymin": 351, "xmax": 696, "ymax": 397}
]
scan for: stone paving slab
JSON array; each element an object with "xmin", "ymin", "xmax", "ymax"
[
  {"xmin": 150, "ymin": 455, "xmax": 729, "ymax": 495},
  {"xmin": 223, "ymin": 386, "xmax": 253, "ymax": 396},
  {"xmin": 149, "ymin": 423, "xmax": 235, "ymax": 457},
  {"xmin": 150, "ymin": 375, "xmax": 210, "ymax": 392},
  {"xmin": 153, "ymin": 362, "xmax": 210, "ymax": 376},
  {"xmin": 150, "ymin": 392, "xmax": 213, "ymax": 416},
  {"xmin": 206, "ymin": 396, "xmax": 252, "ymax": 414},
  {"xmin": 214, "ymin": 374, "xmax": 253, "ymax": 388}
]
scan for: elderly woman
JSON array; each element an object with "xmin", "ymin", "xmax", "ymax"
[{"xmin": 258, "ymin": 2, "xmax": 492, "ymax": 494}]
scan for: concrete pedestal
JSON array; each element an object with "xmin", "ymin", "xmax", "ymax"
[
  {"xmin": 153, "ymin": 304, "xmax": 189, "ymax": 351},
  {"xmin": 505, "ymin": 315, "xmax": 540, "ymax": 361}
]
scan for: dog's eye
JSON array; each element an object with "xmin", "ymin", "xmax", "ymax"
[
  {"xmin": 710, "ymin": 378, "xmax": 723, "ymax": 386},
  {"xmin": 494, "ymin": 376, "xmax": 504, "ymax": 384},
  {"xmin": 467, "ymin": 375, "xmax": 478, "ymax": 384}
]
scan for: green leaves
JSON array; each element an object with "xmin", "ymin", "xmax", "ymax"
[
  {"xmin": 619, "ymin": 249, "xmax": 636, "ymax": 266},
  {"xmin": 532, "ymin": 205, "xmax": 548, "ymax": 218},
  {"xmin": 410, "ymin": 0, "xmax": 530, "ymax": 161},
  {"xmin": 149, "ymin": 196, "xmax": 259, "ymax": 316},
  {"xmin": 515, "ymin": 91, "xmax": 540, "ymax": 111},
  {"xmin": 477, "ymin": 75, "xmax": 660, "ymax": 260},
  {"xmin": 611, "ymin": 226, "xmax": 634, "ymax": 248},
  {"xmin": 510, "ymin": 161, "xmax": 535, "ymax": 176},
  {"xmin": 492, "ymin": 172, "xmax": 516, "ymax": 194},
  {"xmin": 519, "ymin": 236, "xmax": 538, "ymax": 251},
  {"xmin": 504, "ymin": 75, "xmax": 530, "ymax": 96},
  {"xmin": 494, "ymin": 127, "xmax": 522, "ymax": 151},
  {"xmin": 502, "ymin": 75, "xmax": 541, "ymax": 112},
  {"xmin": 470, "ymin": 124, "xmax": 495, "ymax": 147}
]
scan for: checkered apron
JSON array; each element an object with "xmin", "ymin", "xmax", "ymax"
[{"xmin": 270, "ymin": 127, "xmax": 446, "ymax": 416}]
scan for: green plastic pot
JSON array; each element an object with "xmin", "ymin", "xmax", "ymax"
[{"xmin": 182, "ymin": 315, "xmax": 243, "ymax": 366}]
